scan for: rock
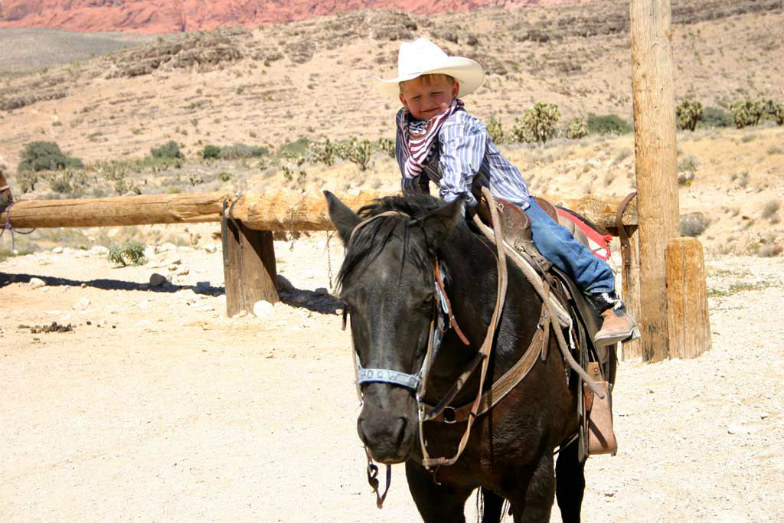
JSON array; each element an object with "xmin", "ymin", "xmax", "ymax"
[
  {"xmin": 315, "ymin": 287, "xmax": 329, "ymax": 295},
  {"xmin": 204, "ymin": 244, "xmax": 219, "ymax": 254},
  {"xmin": 52, "ymin": 247, "xmax": 63, "ymax": 254},
  {"xmin": 89, "ymin": 245, "xmax": 109, "ymax": 256},
  {"xmin": 29, "ymin": 277, "xmax": 46, "ymax": 289},
  {"xmin": 253, "ymin": 300, "xmax": 275, "ymax": 318},
  {"xmin": 156, "ymin": 243, "xmax": 177, "ymax": 253},
  {"xmin": 73, "ymin": 297, "xmax": 91, "ymax": 311},
  {"xmin": 149, "ymin": 273, "xmax": 167, "ymax": 287}
]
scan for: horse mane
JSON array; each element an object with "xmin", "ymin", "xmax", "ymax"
[{"xmin": 336, "ymin": 194, "xmax": 447, "ymax": 290}]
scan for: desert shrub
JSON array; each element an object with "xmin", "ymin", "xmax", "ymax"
[
  {"xmin": 337, "ymin": 138, "xmax": 372, "ymax": 171},
  {"xmin": 564, "ymin": 117, "xmax": 588, "ymax": 140},
  {"xmin": 17, "ymin": 141, "xmax": 84, "ymax": 172},
  {"xmin": 108, "ymin": 240, "xmax": 147, "ymax": 266},
  {"xmin": 762, "ymin": 200, "xmax": 780, "ymax": 220},
  {"xmin": 311, "ymin": 137, "xmax": 337, "ymax": 166},
  {"xmin": 486, "ymin": 116, "xmax": 505, "ymax": 144},
  {"xmin": 677, "ymin": 155, "xmax": 699, "ymax": 173},
  {"xmin": 277, "ymin": 137, "xmax": 311, "ymax": 159},
  {"xmin": 701, "ymin": 106, "xmax": 732, "ymax": 128},
  {"xmin": 219, "ymin": 143, "xmax": 269, "ymax": 159},
  {"xmin": 512, "ymin": 102, "xmax": 560, "ymax": 144},
  {"xmin": 679, "ymin": 212, "xmax": 710, "ymax": 237},
  {"xmin": 730, "ymin": 99, "xmax": 765, "ymax": 128},
  {"xmin": 676, "ymin": 99, "xmax": 703, "ymax": 131},
  {"xmin": 586, "ymin": 114, "xmax": 633, "ymax": 135},
  {"xmin": 150, "ymin": 141, "xmax": 183, "ymax": 159},
  {"xmin": 762, "ymin": 99, "xmax": 784, "ymax": 125},
  {"xmin": 218, "ymin": 171, "xmax": 232, "ymax": 182},
  {"xmin": 201, "ymin": 144, "xmax": 221, "ymax": 159},
  {"xmin": 376, "ymin": 137, "xmax": 395, "ymax": 158},
  {"xmin": 17, "ymin": 170, "xmax": 39, "ymax": 193}
]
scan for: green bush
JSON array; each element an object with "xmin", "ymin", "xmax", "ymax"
[
  {"xmin": 512, "ymin": 102, "xmax": 560, "ymax": 144},
  {"xmin": 108, "ymin": 240, "xmax": 147, "ymax": 266},
  {"xmin": 219, "ymin": 143, "xmax": 269, "ymax": 159},
  {"xmin": 564, "ymin": 117, "xmax": 588, "ymax": 140},
  {"xmin": 376, "ymin": 137, "xmax": 395, "ymax": 158},
  {"xmin": 337, "ymin": 138, "xmax": 372, "ymax": 171},
  {"xmin": 17, "ymin": 141, "xmax": 84, "ymax": 172},
  {"xmin": 201, "ymin": 144, "xmax": 222, "ymax": 159},
  {"xmin": 312, "ymin": 138, "xmax": 337, "ymax": 166},
  {"xmin": 277, "ymin": 137, "xmax": 311, "ymax": 159},
  {"xmin": 730, "ymin": 99, "xmax": 765, "ymax": 129},
  {"xmin": 763, "ymin": 99, "xmax": 784, "ymax": 125},
  {"xmin": 586, "ymin": 114, "xmax": 633, "ymax": 135},
  {"xmin": 701, "ymin": 106, "xmax": 733, "ymax": 128},
  {"xmin": 486, "ymin": 116, "xmax": 505, "ymax": 144},
  {"xmin": 679, "ymin": 212, "xmax": 710, "ymax": 237},
  {"xmin": 676, "ymin": 99, "xmax": 703, "ymax": 131},
  {"xmin": 150, "ymin": 141, "xmax": 183, "ymax": 159}
]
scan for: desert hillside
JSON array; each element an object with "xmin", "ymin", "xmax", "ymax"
[{"xmin": 0, "ymin": 0, "xmax": 782, "ymax": 258}]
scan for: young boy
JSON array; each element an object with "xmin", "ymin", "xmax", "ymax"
[{"xmin": 378, "ymin": 37, "xmax": 639, "ymax": 347}]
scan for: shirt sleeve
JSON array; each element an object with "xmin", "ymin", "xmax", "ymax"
[{"xmin": 437, "ymin": 117, "xmax": 486, "ymax": 207}]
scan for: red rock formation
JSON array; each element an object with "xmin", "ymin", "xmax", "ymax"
[{"xmin": 0, "ymin": 0, "xmax": 585, "ymax": 34}]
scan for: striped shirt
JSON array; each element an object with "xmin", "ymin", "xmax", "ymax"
[{"xmin": 395, "ymin": 106, "xmax": 531, "ymax": 209}]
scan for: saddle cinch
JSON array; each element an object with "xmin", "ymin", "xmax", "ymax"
[{"xmin": 473, "ymin": 193, "xmax": 617, "ymax": 458}]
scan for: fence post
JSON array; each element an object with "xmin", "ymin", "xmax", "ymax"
[
  {"xmin": 666, "ymin": 237, "xmax": 711, "ymax": 359},
  {"xmin": 222, "ymin": 217, "xmax": 279, "ymax": 317}
]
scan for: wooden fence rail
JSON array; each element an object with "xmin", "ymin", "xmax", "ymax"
[{"xmin": 6, "ymin": 189, "xmax": 697, "ymax": 361}]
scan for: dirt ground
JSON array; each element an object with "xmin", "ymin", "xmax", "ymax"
[{"xmin": 1, "ymin": 227, "xmax": 783, "ymax": 522}]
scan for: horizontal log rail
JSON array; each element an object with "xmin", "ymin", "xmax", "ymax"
[{"xmin": 4, "ymin": 190, "xmax": 637, "ymax": 233}]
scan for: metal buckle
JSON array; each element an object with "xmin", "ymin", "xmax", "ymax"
[{"xmin": 442, "ymin": 406, "xmax": 457, "ymax": 424}]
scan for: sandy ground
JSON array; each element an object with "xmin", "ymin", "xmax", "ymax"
[{"xmin": 1, "ymin": 228, "xmax": 783, "ymax": 522}]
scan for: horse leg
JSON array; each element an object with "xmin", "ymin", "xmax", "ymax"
[
  {"xmin": 508, "ymin": 452, "xmax": 555, "ymax": 523},
  {"xmin": 555, "ymin": 440, "xmax": 586, "ymax": 523},
  {"xmin": 480, "ymin": 487, "xmax": 505, "ymax": 523},
  {"xmin": 405, "ymin": 461, "xmax": 473, "ymax": 523}
]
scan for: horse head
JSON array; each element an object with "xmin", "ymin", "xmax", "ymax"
[{"xmin": 325, "ymin": 191, "xmax": 465, "ymax": 463}]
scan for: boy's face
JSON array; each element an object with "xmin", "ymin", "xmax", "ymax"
[{"xmin": 399, "ymin": 74, "xmax": 459, "ymax": 121}]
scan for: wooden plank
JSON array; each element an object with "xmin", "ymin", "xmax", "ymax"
[
  {"xmin": 666, "ymin": 238, "xmax": 711, "ymax": 359},
  {"xmin": 630, "ymin": 0, "xmax": 679, "ymax": 361},
  {"xmin": 223, "ymin": 218, "xmax": 278, "ymax": 317}
]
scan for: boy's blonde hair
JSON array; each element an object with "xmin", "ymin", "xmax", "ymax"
[{"xmin": 399, "ymin": 73, "xmax": 456, "ymax": 95}]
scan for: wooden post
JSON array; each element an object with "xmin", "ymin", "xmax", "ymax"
[
  {"xmin": 621, "ymin": 228, "xmax": 643, "ymax": 360},
  {"xmin": 222, "ymin": 217, "xmax": 279, "ymax": 317},
  {"xmin": 630, "ymin": 0, "xmax": 679, "ymax": 361},
  {"xmin": 666, "ymin": 238, "xmax": 711, "ymax": 359}
]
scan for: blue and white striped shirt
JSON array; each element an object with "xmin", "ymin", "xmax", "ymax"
[{"xmin": 396, "ymin": 107, "xmax": 531, "ymax": 209}]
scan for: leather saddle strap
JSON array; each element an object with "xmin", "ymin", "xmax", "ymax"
[{"xmin": 424, "ymin": 305, "xmax": 550, "ymax": 423}]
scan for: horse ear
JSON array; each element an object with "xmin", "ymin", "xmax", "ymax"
[
  {"xmin": 420, "ymin": 196, "xmax": 465, "ymax": 249},
  {"xmin": 324, "ymin": 190, "xmax": 361, "ymax": 245}
]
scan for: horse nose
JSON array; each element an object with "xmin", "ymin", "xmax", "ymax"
[{"xmin": 357, "ymin": 413, "xmax": 409, "ymax": 462}]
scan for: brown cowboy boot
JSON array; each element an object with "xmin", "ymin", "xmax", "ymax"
[{"xmin": 590, "ymin": 291, "xmax": 641, "ymax": 347}]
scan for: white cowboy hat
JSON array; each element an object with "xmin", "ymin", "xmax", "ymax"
[{"xmin": 377, "ymin": 38, "xmax": 484, "ymax": 99}]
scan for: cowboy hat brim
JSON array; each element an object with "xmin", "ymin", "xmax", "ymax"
[{"xmin": 377, "ymin": 57, "xmax": 484, "ymax": 99}]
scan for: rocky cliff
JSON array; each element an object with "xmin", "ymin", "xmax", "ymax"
[{"xmin": 0, "ymin": 0, "xmax": 587, "ymax": 33}]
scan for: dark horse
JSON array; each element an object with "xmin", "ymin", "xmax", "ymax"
[{"xmin": 325, "ymin": 191, "xmax": 586, "ymax": 523}]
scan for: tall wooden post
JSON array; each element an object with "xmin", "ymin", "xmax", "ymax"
[{"xmin": 630, "ymin": 0, "xmax": 679, "ymax": 361}]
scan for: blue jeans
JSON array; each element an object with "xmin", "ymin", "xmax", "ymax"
[{"xmin": 524, "ymin": 199, "xmax": 615, "ymax": 295}]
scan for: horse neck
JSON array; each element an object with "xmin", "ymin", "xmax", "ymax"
[{"xmin": 430, "ymin": 229, "xmax": 542, "ymax": 390}]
